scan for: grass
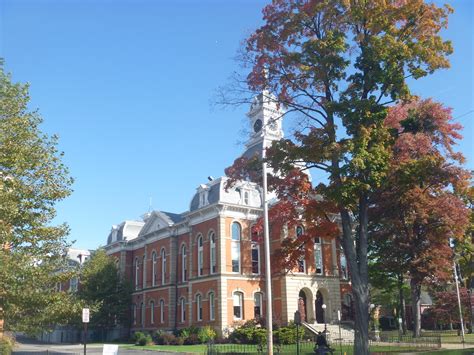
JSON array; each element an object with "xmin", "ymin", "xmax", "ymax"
[
  {"xmin": 120, "ymin": 342, "xmax": 449, "ymax": 354},
  {"xmin": 380, "ymin": 330, "xmax": 474, "ymax": 344},
  {"xmin": 121, "ymin": 343, "xmax": 207, "ymax": 353}
]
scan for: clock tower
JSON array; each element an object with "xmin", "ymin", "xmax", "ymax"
[{"xmin": 243, "ymin": 90, "xmax": 284, "ymax": 160}]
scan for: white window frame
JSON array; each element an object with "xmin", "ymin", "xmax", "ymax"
[
  {"xmin": 209, "ymin": 292, "xmax": 215, "ymax": 321},
  {"xmin": 314, "ymin": 237, "xmax": 323, "ymax": 275},
  {"xmin": 197, "ymin": 235, "xmax": 204, "ymax": 276},
  {"xmin": 233, "ymin": 291, "xmax": 243, "ymax": 320},
  {"xmin": 150, "ymin": 301, "xmax": 155, "ymax": 324},
  {"xmin": 140, "ymin": 302, "xmax": 145, "ymax": 327},
  {"xmin": 180, "ymin": 297, "xmax": 186, "ymax": 323},
  {"xmin": 181, "ymin": 244, "xmax": 187, "ymax": 282},
  {"xmin": 196, "ymin": 294, "xmax": 202, "ymax": 321},
  {"xmin": 152, "ymin": 251, "xmax": 157, "ymax": 286},
  {"xmin": 251, "ymin": 243, "xmax": 260, "ymax": 275},
  {"xmin": 160, "ymin": 299, "xmax": 165, "ymax": 323},
  {"xmin": 254, "ymin": 292, "xmax": 263, "ymax": 318},
  {"xmin": 231, "ymin": 222, "xmax": 241, "ymax": 273},
  {"xmin": 161, "ymin": 248, "xmax": 166, "ymax": 285},
  {"xmin": 210, "ymin": 232, "xmax": 217, "ymax": 274},
  {"xmin": 296, "ymin": 226, "xmax": 306, "ymax": 273},
  {"xmin": 134, "ymin": 257, "xmax": 139, "ymax": 290}
]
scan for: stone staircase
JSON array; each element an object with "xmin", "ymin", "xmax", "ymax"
[{"xmin": 302, "ymin": 322, "xmax": 355, "ymax": 342}]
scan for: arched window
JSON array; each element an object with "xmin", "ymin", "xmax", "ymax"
[
  {"xmin": 161, "ymin": 248, "xmax": 166, "ymax": 285},
  {"xmin": 340, "ymin": 251, "xmax": 348, "ymax": 279},
  {"xmin": 180, "ymin": 297, "xmax": 186, "ymax": 323},
  {"xmin": 196, "ymin": 294, "xmax": 202, "ymax": 321},
  {"xmin": 210, "ymin": 232, "xmax": 217, "ymax": 274},
  {"xmin": 231, "ymin": 222, "xmax": 241, "ymax": 273},
  {"xmin": 142, "ymin": 255, "xmax": 146, "ymax": 288},
  {"xmin": 209, "ymin": 292, "xmax": 215, "ymax": 321},
  {"xmin": 254, "ymin": 292, "xmax": 263, "ymax": 318},
  {"xmin": 197, "ymin": 235, "xmax": 204, "ymax": 276},
  {"xmin": 160, "ymin": 299, "xmax": 165, "ymax": 323},
  {"xmin": 314, "ymin": 237, "xmax": 323, "ymax": 275},
  {"xmin": 233, "ymin": 291, "xmax": 243, "ymax": 320},
  {"xmin": 134, "ymin": 257, "xmax": 139, "ymax": 289},
  {"xmin": 296, "ymin": 226, "xmax": 306, "ymax": 273},
  {"xmin": 140, "ymin": 302, "xmax": 145, "ymax": 327},
  {"xmin": 152, "ymin": 251, "xmax": 157, "ymax": 286},
  {"xmin": 150, "ymin": 301, "xmax": 155, "ymax": 324},
  {"xmin": 181, "ymin": 244, "xmax": 187, "ymax": 282}
]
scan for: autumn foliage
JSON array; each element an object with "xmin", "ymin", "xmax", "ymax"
[{"xmin": 224, "ymin": 0, "xmax": 457, "ymax": 352}]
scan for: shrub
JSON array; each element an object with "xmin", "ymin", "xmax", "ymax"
[
  {"xmin": 131, "ymin": 331, "xmax": 153, "ymax": 346},
  {"xmin": 184, "ymin": 333, "xmax": 200, "ymax": 345},
  {"xmin": 0, "ymin": 336, "xmax": 14, "ymax": 355},
  {"xmin": 158, "ymin": 333, "xmax": 176, "ymax": 345},
  {"xmin": 197, "ymin": 326, "xmax": 217, "ymax": 343},
  {"xmin": 229, "ymin": 324, "xmax": 266, "ymax": 345},
  {"xmin": 132, "ymin": 331, "xmax": 146, "ymax": 345},
  {"xmin": 273, "ymin": 324, "xmax": 304, "ymax": 345}
]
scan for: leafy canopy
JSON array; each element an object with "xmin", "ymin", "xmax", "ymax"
[{"xmin": 0, "ymin": 61, "xmax": 76, "ymax": 334}]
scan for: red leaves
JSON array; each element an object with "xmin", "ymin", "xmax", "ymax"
[
  {"xmin": 430, "ymin": 287, "xmax": 470, "ymax": 325},
  {"xmin": 386, "ymin": 98, "xmax": 464, "ymax": 162},
  {"xmin": 371, "ymin": 98, "xmax": 471, "ymax": 288}
]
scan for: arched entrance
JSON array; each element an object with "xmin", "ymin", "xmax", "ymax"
[
  {"xmin": 297, "ymin": 288, "xmax": 314, "ymax": 323},
  {"xmin": 315, "ymin": 290, "xmax": 324, "ymax": 323},
  {"xmin": 298, "ymin": 290, "xmax": 307, "ymax": 322}
]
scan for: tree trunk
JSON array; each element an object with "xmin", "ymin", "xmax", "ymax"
[
  {"xmin": 340, "ymin": 201, "xmax": 370, "ymax": 355},
  {"xmin": 410, "ymin": 278, "xmax": 421, "ymax": 337},
  {"xmin": 398, "ymin": 274, "xmax": 407, "ymax": 334}
]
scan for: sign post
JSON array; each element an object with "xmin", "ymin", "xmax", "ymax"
[{"xmin": 82, "ymin": 308, "xmax": 90, "ymax": 355}]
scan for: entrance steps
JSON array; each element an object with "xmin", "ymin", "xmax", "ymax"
[{"xmin": 302, "ymin": 322, "xmax": 355, "ymax": 342}]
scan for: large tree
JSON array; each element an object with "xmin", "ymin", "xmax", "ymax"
[
  {"xmin": 77, "ymin": 249, "xmax": 131, "ymax": 338},
  {"xmin": 0, "ymin": 62, "xmax": 77, "ymax": 334},
  {"xmin": 370, "ymin": 99, "xmax": 470, "ymax": 336},
  {"xmin": 222, "ymin": 1, "xmax": 453, "ymax": 353}
]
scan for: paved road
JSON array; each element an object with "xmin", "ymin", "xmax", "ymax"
[{"xmin": 13, "ymin": 341, "xmax": 196, "ymax": 355}]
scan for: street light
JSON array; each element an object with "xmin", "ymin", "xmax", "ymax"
[
  {"xmin": 322, "ymin": 304, "xmax": 327, "ymax": 336},
  {"xmin": 370, "ymin": 304, "xmax": 375, "ymax": 329}
]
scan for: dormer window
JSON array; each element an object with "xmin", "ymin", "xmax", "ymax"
[
  {"xmin": 198, "ymin": 184, "xmax": 209, "ymax": 208},
  {"xmin": 237, "ymin": 187, "xmax": 250, "ymax": 205}
]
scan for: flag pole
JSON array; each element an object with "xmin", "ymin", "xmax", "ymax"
[{"xmin": 262, "ymin": 151, "xmax": 273, "ymax": 355}]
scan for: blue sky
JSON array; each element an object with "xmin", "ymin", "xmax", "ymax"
[{"xmin": 1, "ymin": 0, "xmax": 472, "ymax": 250}]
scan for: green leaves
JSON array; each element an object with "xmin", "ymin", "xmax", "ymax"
[
  {"xmin": 0, "ymin": 62, "xmax": 75, "ymax": 334},
  {"xmin": 78, "ymin": 249, "xmax": 132, "ymax": 329}
]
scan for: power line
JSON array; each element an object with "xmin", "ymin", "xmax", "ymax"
[{"xmin": 453, "ymin": 109, "xmax": 474, "ymax": 123}]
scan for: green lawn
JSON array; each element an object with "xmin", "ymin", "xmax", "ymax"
[
  {"xmin": 121, "ymin": 342, "xmax": 448, "ymax": 354},
  {"xmin": 121, "ymin": 344, "xmax": 207, "ymax": 353},
  {"xmin": 380, "ymin": 330, "xmax": 474, "ymax": 344}
]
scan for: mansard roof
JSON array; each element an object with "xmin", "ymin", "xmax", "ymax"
[
  {"xmin": 189, "ymin": 177, "xmax": 262, "ymax": 212},
  {"xmin": 107, "ymin": 220, "xmax": 144, "ymax": 244}
]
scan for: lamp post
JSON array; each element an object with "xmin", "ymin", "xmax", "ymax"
[
  {"xmin": 322, "ymin": 304, "xmax": 327, "ymax": 337},
  {"xmin": 453, "ymin": 260, "xmax": 466, "ymax": 346},
  {"xmin": 370, "ymin": 304, "xmax": 375, "ymax": 329}
]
